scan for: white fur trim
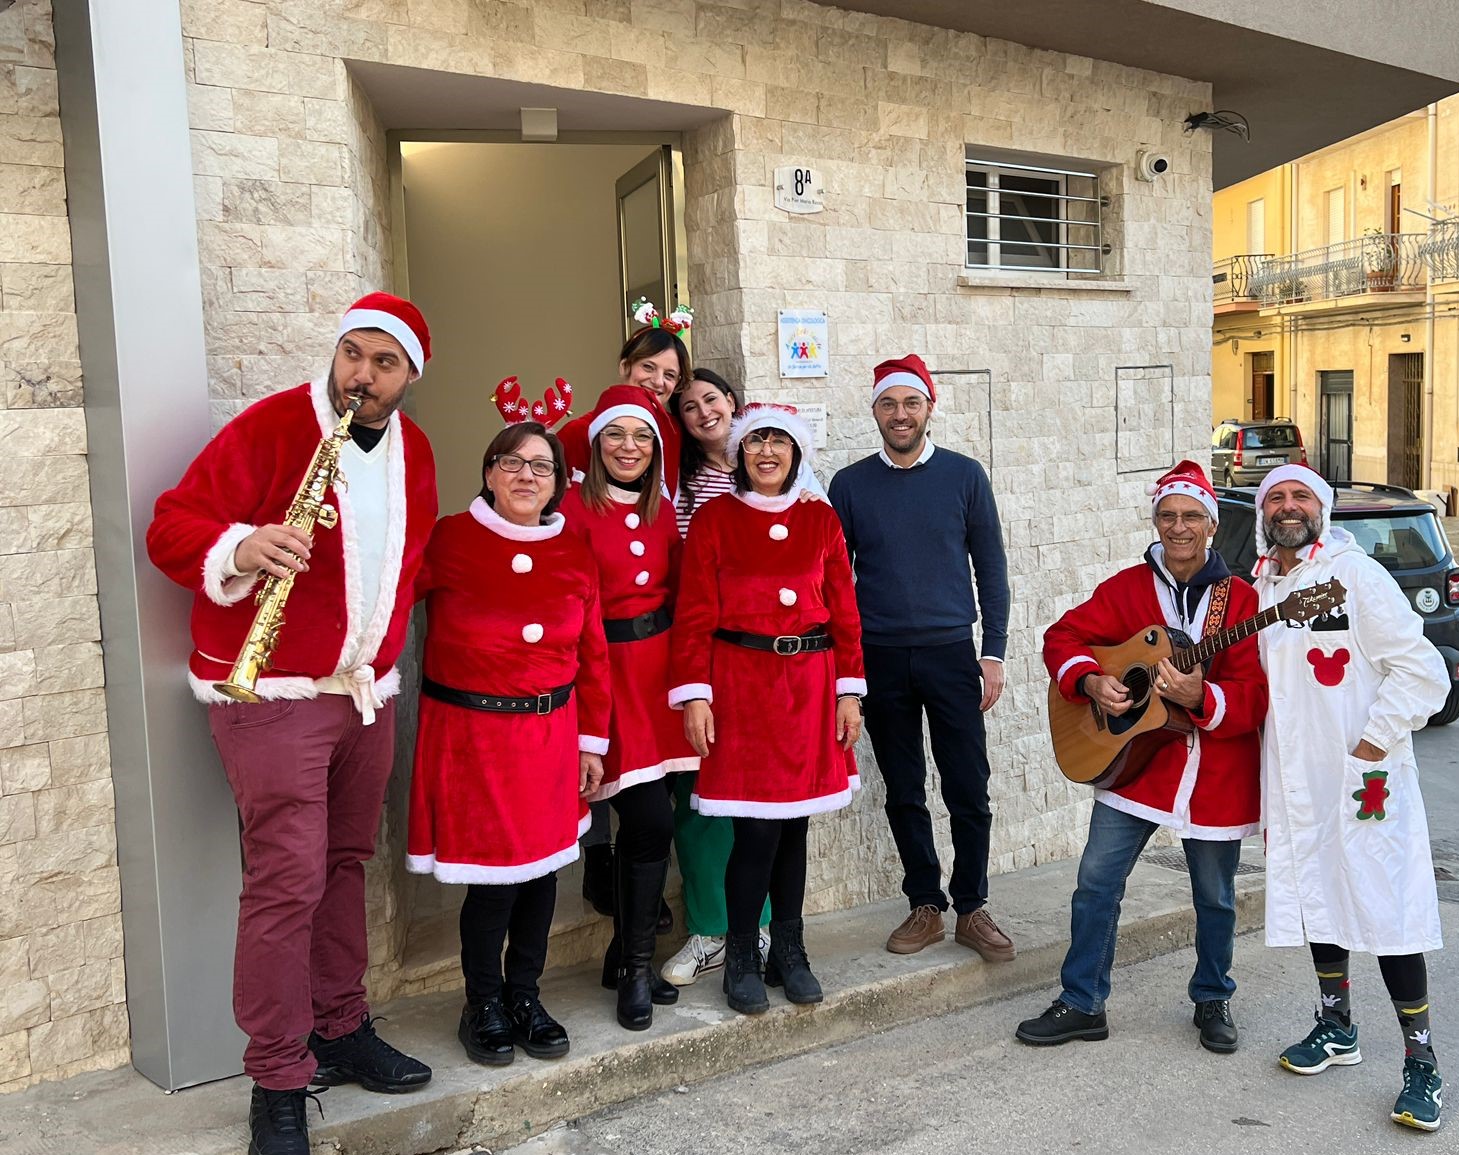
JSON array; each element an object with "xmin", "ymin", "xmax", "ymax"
[
  {"xmin": 187, "ymin": 665, "xmax": 402, "ymax": 706},
  {"xmin": 588, "ymin": 403, "xmax": 660, "ymax": 444},
  {"xmin": 1193, "ymin": 683, "xmax": 1227, "ymax": 731},
  {"xmin": 871, "ymin": 371, "xmax": 933, "ymax": 401},
  {"xmin": 669, "ymin": 682, "xmax": 713, "ymax": 708},
  {"xmin": 1055, "ymin": 655, "xmax": 1101, "ymax": 685},
  {"xmin": 736, "ymin": 488, "xmax": 801, "ymax": 513},
  {"xmin": 469, "ymin": 495, "xmax": 566, "ymax": 540},
  {"xmin": 836, "ymin": 677, "xmax": 867, "ymax": 696},
  {"xmin": 406, "ymin": 843, "xmax": 579, "ymax": 885},
  {"xmin": 692, "ymin": 778, "xmax": 860, "ymax": 818},
  {"xmin": 338, "ymin": 308, "xmax": 424, "ymax": 372},
  {"xmin": 578, "ymin": 734, "xmax": 609, "ymax": 755},
  {"xmin": 1153, "ymin": 481, "xmax": 1217, "ymax": 520},
  {"xmin": 202, "ymin": 522, "xmax": 262, "ymax": 606},
  {"xmin": 727, "ymin": 407, "xmax": 816, "ymax": 469},
  {"xmin": 587, "ymin": 756, "xmax": 699, "ymax": 803}
]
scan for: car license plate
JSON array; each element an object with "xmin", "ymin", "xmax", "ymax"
[{"xmin": 1258, "ymin": 456, "xmax": 1284, "ymax": 465}]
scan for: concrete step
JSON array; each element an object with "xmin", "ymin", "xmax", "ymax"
[{"xmin": 0, "ymin": 841, "xmax": 1267, "ymax": 1155}]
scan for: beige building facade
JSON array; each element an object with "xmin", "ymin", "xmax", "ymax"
[{"xmin": 3, "ymin": 0, "xmax": 1456, "ymax": 1096}]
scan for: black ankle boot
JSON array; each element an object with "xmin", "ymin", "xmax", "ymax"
[
  {"xmin": 601, "ymin": 934, "xmax": 679, "ymax": 1005},
  {"xmin": 457, "ymin": 999, "xmax": 514, "ymax": 1067},
  {"xmin": 764, "ymin": 918, "xmax": 823, "ymax": 1005},
  {"xmin": 723, "ymin": 930, "xmax": 769, "ymax": 1015},
  {"xmin": 614, "ymin": 857, "xmax": 672, "ymax": 1030},
  {"xmin": 248, "ymin": 1084, "xmax": 322, "ymax": 1155},
  {"xmin": 582, "ymin": 843, "xmax": 614, "ymax": 917}
]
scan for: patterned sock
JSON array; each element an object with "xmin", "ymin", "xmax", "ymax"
[
  {"xmin": 1394, "ymin": 999, "xmax": 1438, "ymax": 1069},
  {"xmin": 1315, "ymin": 961, "xmax": 1352, "ymax": 1026}
]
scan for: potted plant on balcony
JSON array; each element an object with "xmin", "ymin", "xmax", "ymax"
[
  {"xmin": 1271, "ymin": 274, "xmax": 1307, "ymax": 305},
  {"xmin": 1363, "ymin": 227, "xmax": 1398, "ymax": 291}
]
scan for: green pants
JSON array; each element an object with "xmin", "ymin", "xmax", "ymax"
[{"xmin": 672, "ymin": 773, "xmax": 769, "ymax": 936}]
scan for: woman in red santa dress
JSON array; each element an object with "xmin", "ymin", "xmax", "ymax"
[
  {"xmin": 669, "ymin": 403, "xmax": 866, "ymax": 1016},
  {"xmin": 407, "ymin": 421, "xmax": 610, "ymax": 1068},
  {"xmin": 559, "ymin": 385, "xmax": 700, "ymax": 1030}
]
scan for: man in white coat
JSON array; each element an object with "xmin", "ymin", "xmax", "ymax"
[{"xmin": 1252, "ymin": 464, "xmax": 1448, "ymax": 1132}]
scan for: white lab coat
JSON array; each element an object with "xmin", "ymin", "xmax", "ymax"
[{"xmin": 1255, "ymin": 527, "xmax": 1447, "ymax": 955}]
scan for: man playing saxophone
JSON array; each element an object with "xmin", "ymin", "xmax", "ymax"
[{"xmin": 147, "ymin": 293, "xmax": 437, "ymax": 1155}]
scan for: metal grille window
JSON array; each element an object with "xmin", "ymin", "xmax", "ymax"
[{"xmin": 965, "ymin": 158, "xmax": 1102, "ymax": 273}]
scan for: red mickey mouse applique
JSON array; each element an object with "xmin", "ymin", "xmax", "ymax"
[
  {"xmin": 1306, "ymin": 647, "xmax": 1350, "ymax": 687},
  {"xmin": 1352, "ymin": 768, "xmax": 1390, "ymax": 821}
]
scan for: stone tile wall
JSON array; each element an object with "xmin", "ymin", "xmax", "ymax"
[{"xmin": 0, "ymin": 0, "xmax": 126, "ymax": 1093}]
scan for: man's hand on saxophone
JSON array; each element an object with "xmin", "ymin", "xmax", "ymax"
[{"xmin": 234, "ymin": 524, "xmax": 314, "ymax": 579}]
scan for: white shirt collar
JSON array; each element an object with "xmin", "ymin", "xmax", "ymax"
[{"xmin": 878, "ymin": 435, "xmax": 935, "ymax": 470}]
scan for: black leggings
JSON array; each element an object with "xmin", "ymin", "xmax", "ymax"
[
  {"xmin": 1310, "ymin": 941, "xmax": 1428, "ymax": 1002},
  {"xmin": 459, "ymin": 873, "xmax": 556, "ymax": 1005},
  {"xmin": 608, "ymin": 778, "xmax": 674, "ymax": 864},
  {"xmin": 725, "ymin": 815, "xmax": 810, "ymax": 935}
]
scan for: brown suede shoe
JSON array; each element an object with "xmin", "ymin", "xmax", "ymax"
[
  {"xmin": 955, "ymin": 908, "xmax": 1016, "ymax": 962},
  {"xmin": 886, "ymin": 904, "xmax": 946, "ymax": 954}
]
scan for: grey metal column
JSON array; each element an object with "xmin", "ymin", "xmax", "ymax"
[{"xmin": 53, "ymin": 0, "xmax": 246, "ymax": 1090}]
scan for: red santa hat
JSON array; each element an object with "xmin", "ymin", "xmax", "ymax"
[
  {"xmin": 1146, "ymin": 460, "xmax": 1218, "ymax": 520},
  {"xmin": 871, "ymin": 354, "xmax": 937, "ymax": 406},
  {"xmin": 727, "ymin": 402, "xmax": 816, "ymax": 467},
  {"xmin": 337, "ymin": 292, "xmax": 431, "ymax": 372},
  {"xmin": 587, "ymin": 384, "xmax": 663, "ymax": 444}
]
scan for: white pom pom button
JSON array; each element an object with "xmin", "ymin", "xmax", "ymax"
[
  {"xmin": 625, "ymin": 513, "xmax": 641, "ymax": 529},
  {"xmin": 522, "ymin": 623, "xmax": 544, "ymax": 644},
  {"xmin": 769, "ymin": 524, "xmax": 789, "ymax": 541},
  {"xmin": 512, "ymin": 553, "xmax": 533, "ymax": 574},
  {"xmin": 634, "ymin": 570, "xmax": 650, "ymax": 586},
  {"xmin": 629, "ymin": 540, "xmax": 646, "ymax": 557},
  {"xmin": 779, "ymin": 588, "xmax": 798, "ymax": 606}
]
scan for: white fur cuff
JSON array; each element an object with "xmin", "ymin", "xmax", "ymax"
[
  {"xmin": 202, "ymin": 523, "xmax": 262, "ymax": 606},
  {"xmin": 668, "ymin": 682, "xmax": 713, "ymax": 709},
  {"xmin": 579, "ymin": 735, "xmax": 609, "ymax": 755}
]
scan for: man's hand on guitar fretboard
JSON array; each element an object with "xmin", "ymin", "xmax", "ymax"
[{"xmin": 1154, "ymin": 657, "xmax": 1204, "ymax": 711}]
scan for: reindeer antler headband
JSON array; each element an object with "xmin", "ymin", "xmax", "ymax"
[{"xmin": 491, "ymin": 376, "xmax": 574, "ymax": 429}]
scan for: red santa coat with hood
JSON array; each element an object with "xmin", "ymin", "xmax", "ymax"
[
  {"xmin": 668, "ymin": 489, "xmax": 866, "ymax": 817},
  {"xmin": 1043, "ymin": 546, "xmax": 1267, "ymax": 838},
  {"xmin": 146, "ymin": 378, "xmax": 436, "ymax": 710},
  {"xmin": 560, "ymin": 486, "xmax": 698, "ymax": 800},
  {"xmin": 406, "ymin": 498, "xmax": 611, "ymax": 884}
]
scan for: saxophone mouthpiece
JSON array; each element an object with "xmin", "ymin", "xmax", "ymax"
[{"xmin": 346, "ymin": 394, "xmax": 365, "ymax": 413}]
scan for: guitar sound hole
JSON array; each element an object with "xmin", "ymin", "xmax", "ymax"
[
  {"xmin": 1105, "ymin": 666, "xmax": 1152, "ymax": 736},
  {"xmin": 1122, "ymin": 665, "xmax": 1152, "ymax": 702}
]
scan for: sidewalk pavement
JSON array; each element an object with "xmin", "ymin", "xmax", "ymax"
[{"xmin": 0, "ymin": 841, "xmax": 1267, "ymax": 1155}]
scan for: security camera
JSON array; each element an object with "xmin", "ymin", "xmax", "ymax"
[{"xmin": 1136, "ymin": 151, "xmax": 1171, "ymax": 181}]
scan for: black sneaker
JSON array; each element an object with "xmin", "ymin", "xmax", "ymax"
[
  {"xmin": 247, "ymin": 1084, "xmax": 322, "ymax": 1155},
  {"xmin": 1015, "ymin": 1000, "xmax": 1109, "ymax": 1046},
  {"xmin": 308, "ymin": 1015, "xmax": 432, "ymax": 1093},
  {"xmin": 458, "ymin": 999, "xmax": 515, "ymax": 1067},
  {"xmin": 508, "ymin": 993, "xmax": 571, "ymax": 1060},
  {"xmin": 1194, "ymin": 999, "xmax": 1239, "ymax": 1053}
]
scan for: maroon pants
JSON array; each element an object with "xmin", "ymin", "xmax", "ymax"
[{"xmin": 210, "ymin": 695, "xmax": 395, "ymax": 1089}]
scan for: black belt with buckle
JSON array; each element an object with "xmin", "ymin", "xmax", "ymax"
[
  {"xmin": 421, "ymin": 677, "xmax": 574, "ymax": 716},
  {"xmin": 603, "ymin": 605, "xmax": 673, "ymax": 644},
  {"xmin": 713, "ymin": 627, "xmax": 832, "ymax": 656}
]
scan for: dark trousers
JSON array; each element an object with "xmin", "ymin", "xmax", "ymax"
[
  {"xmin": 459, "ymin": 873, "xmax": 557, "ymax": 1006},
  {"xmin": 608, "ymin": 777, "xmax": 674, "ymax": 864},
  {"xmin": 725, "ymin": 816, "xmax": 810, "ymax": 935},
  {"xmin": 862, "ymin": 639, "xmax": 992, "ymax": 916}
]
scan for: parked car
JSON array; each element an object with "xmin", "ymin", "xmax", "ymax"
[
  {"xmin": 1211, "ymin": 482, "xmax": 1459, "ymax": 726},
  {"xmin": 1210, "ymin": 418, "xmax": 1308, "ymax": 487}
]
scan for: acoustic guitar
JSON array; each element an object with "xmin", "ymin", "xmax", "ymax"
[{"xmin": 1048, "ymin": 579, "xmax": 1346, "ymax": 790}]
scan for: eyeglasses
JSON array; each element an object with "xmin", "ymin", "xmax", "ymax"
[
  {"xmin": 743, "ymin": 431, "xmax": 794, "ymax": 454},
  {"xmin": 1155, "ymin": 511, "xmax": 1212, "ymax": 529},
  {"xmin": 492, "ymin": 453, "xmax": 557, "ymax": 478},
  {"xmin": 876, "ymin": 397, "xmax": 926, "ymax": 415},
  {"xmin": 601, "ymin": 427, "xmax": 656, "ymax": 449}
]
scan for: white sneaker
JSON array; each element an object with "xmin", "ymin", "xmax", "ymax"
[
  {"xmin": 661, "ymin": 934, "xmax": 726, "ymax": 986},
  {"xmin": 758, "ymin": 926, "xmax": 771, "ymax": 964}
]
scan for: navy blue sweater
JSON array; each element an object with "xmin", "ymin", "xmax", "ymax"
[{"xmin": 828, "ymin": 446, "xmax": 1009, "ymax": 656}]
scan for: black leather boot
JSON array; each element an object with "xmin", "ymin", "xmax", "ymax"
[
  {"xmin": 722, "ymin": 930, "xmax": 770, "ymax": 1015},
  {"xmin": 602, "ymin": 859, "xmax": 679, "ymax": 1007},
  {"xmin": 764, "ymin": 917, "xmax": 823, "ymax": 1005},
  {"xmin": 581, "ymin": 842, "xmax": 613, "ymax": 917},
  {"xmin": 614, "ymin": 857, "xmax": 672, "ymax": 1030}
]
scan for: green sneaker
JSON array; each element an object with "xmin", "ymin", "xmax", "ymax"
[
  {"xmin": 1278, "ymin": 1016, "xmax": 1362, "ymax": 1074},
  {"xmin": 1391, "ymin": 1056, "xmax": 1443, "ymax": 1132}
]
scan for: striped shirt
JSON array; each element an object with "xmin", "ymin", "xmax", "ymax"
[{"xmin": 676, "ymin": 466, "xmax": 736, "ymax": 537}]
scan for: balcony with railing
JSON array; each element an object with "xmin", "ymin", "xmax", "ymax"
[
  {"xmin": 1213, "ymin": 254, "xmax": 1270, "ymax": 309},
  {"xmin": 1422, "ymin": 218, "xmax": 1459, "ymax": 286},
  {"xmin": 1247, "ymin": 233, "xmax": 1427, "ymax": 308}
]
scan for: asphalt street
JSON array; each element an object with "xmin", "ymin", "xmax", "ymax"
[{"xmin": 500, "ymin": 724, "xmax": 1459, "ymax": 1155}]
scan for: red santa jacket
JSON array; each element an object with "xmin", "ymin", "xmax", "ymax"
[
  {"xmin": 146, "ymin": 378, "xmax": 437, "ymax": 706},
  {"xmin": 558, "ymin": 486, "xmax": 681, "ymax": 618},
  {"xmin": 1043, "ymin": 560, "xmax": 1266, "ymax": 838}
]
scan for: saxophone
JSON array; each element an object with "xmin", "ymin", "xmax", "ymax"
[{"xmin": 213, "ymin": 397, "xmax": 364, "ymax": 703}]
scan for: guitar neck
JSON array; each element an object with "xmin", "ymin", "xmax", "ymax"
[{"xmin": 1172, "ymin": 606, "xmax": 1281, "ymax": 671}]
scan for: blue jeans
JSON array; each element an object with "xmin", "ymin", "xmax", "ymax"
[{"xmin": 1059, "ymin": 801, "xmax": 1240, "ymax": 1014}]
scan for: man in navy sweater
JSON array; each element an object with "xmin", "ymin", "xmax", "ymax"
[{"xmin": 828, "ymin": 355, "xmax": 1014, "ymax": 960}]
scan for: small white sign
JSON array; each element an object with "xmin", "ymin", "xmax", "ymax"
[
  {"xmin": 774, "ymin": 165, "xmax": 825, "ymax": 214},
  {"xmin": 794, "ymin": 403, "xmax": 828, "ymax": 449},
  {"xmin": 778, "ymin": 309, "xmax": 829, "ymax": 378}
]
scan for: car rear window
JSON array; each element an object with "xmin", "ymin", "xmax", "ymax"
[
  {"xmin": 1240, "ymin": 425, "xmax": 1297, "ymax": 449},
  {"xmin": 1341, "ymin": 512, "xmax": 1447, "ymax": 570}
]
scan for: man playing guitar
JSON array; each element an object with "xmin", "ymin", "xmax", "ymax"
[{"xmin": 1016, "ymin": 461, "xmax": 1268, "ymax": 1053}]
